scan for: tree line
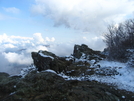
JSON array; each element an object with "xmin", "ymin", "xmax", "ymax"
[{"xmin": 103, "ymin": 19, "xmax": 134, "ymax": 62}]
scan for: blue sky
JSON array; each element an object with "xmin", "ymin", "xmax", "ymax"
[
  {"xmin": 0, "ymin": 0, "xmax": 79, "ymax": 42},
  {"xmin": 1, "ymin": 1, "xmax": 47, "ymax": 35},
  {"xmin": 1, "ymin": 0, "xmax": 134, "ymax": 47}
]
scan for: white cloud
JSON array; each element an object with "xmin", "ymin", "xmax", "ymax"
[
  {"xmin": 0, "ymin": 53, "xmax": 10, "ymax": 71},
  {"xmin": 31, "ymin": 0, "xmax": 134, "ymax": 33},
  {"xmin": 0, "ymin": 33, "xmax": 16, "ymax": 44},
  {"xmin": 3, "ymin": 7, "xmax": 20, "ymax": 14},
  {"xmin": 45, "ymin": 37, "xmax": 55, "ymax": 42},
  {"xmin": 33, "ymin": 33, "xmax": 45, "ymax": 44},
  {"xmin": 3, "ymin": 52, "xmax": 32, "ymax": 65},
  {"xmin": 3, "ymin": 44, "xmax": 16, "ymax": 48},
  {"xmin": 48, "ymin": 43, "xmax": 74, "ymax": 56},
  {"xmin": 0, "ymin": 52, "xmax": 29, "ymax": 75}
]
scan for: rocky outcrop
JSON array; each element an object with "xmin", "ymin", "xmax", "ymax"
[
  {"xmin": 0, "ymin": 71, "xmax": 134, "ymax": 101},
  {"xmin": 31, "ymin": 44, "xmax": 117, "ymax": 77},
  {"xmin": 31, "ymin": 44, "xmax": 105, "ymax": 74},
  {"xmin": 31, "ymin": 51, "xmax": 55, "ymax": 71},
  {"xmin": 31, "ymin": 50, "xmax": 72, "ymax": 73},
  {"xmin": 73, "ymin": 44, "xmax": 105, "ymax": 60}
]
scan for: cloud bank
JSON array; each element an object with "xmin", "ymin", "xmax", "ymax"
[
  {"xmin": 0, "ymin": 33, "xmax": 48, "ymax": 74},
  {"xmin": 31, "ymin": 0, "xmax": 134, "ymax": 33},
  {"xmin": 0, "ymin": 33, "xmax": 105, "ymax": 74}
]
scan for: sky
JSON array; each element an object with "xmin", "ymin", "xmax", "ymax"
[{"xmin": 0, "ymin": 0, "xmax": 134, "ymax": 74}]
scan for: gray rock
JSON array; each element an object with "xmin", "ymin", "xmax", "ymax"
[
  {"xmin": 31, "ymin": 50, "xmax": 72, "ymax": 73},
  {"xmin": 73, "ymin": 44, "xmax": 105, "ymax": 60}
]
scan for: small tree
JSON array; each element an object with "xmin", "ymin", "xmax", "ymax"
[{"xmin": 103, "ymin": 19, "xmax": 134, "ymax": 62}]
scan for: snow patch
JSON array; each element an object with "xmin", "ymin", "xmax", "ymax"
[
  {"xmin": 39, "ymin": 51, "xmax": 54, "ymax": 60},
  {"xmin": 10, "ymin": 92, "xmax": 16, "ymax": 95},
  {"xmin": 65, "ymin": 55, "xmax": 74, "ymax": 61},
  {"xmin": 122, "ymin": 96, "xmax": 125, "ymax": 98},
  {"xmin": 42, "ymin": 69, "xmax": 57, "ymax": 74},
  {"xmin": 20, "ymin": 65, "xmax": 37, "ymax": 78}
]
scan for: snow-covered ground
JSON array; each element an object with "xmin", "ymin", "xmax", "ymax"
[
  {"xmin": 19, "ymin": 60, "xmax": 134, "ymax": 92},
  {"xmin": 59, "ymin": 60, "xmax": 134, "ymax": 92},
  {"xmin": 88, "ymin": 60, "xmax": 134, "ymax": 92}
]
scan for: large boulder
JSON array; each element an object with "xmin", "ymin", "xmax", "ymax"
[
  {"xmin": 73, "ymin": 44, "xmax": 105, "ymax": 60},
  {"xmin": 31, "ymin": 50, "xmax": 72, "ymax": 72},
  {"xmin": 31, "ymin": 51, "xmax": 56, "ymax": 71},
  {"xmin": 31, "ymin": 44, "xmax": 106, "ymax": 76}
]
